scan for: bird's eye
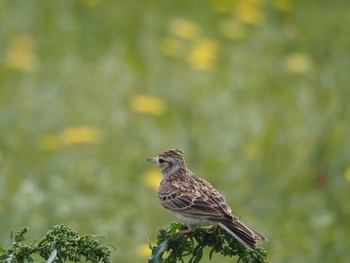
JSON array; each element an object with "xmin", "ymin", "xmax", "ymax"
[{"xmin": 158, "ymin": 158, "xmax": 165, "ymax": 164}]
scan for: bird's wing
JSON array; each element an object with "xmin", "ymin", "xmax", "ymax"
[
  {"xmin": 193, "ymin": 175, "xmax": 235, "ymax": 218},
  {"xmin": 159, "ymin": 176, "xmax": 233, "ymax": 221}
]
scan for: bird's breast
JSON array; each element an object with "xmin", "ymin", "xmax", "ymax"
[{"xmin": 170, "ymin": 211, "xmax": 214, "ymax": 226}]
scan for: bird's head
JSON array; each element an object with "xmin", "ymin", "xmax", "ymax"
[{"xmin": 147, "ymin": 149, "xmax": 187, "ymax": 179}]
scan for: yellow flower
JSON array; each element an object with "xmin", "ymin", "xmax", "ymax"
[
  {"xmin": 169, "ymin": 18, "xmax": 200, "ymax": 40},
  {"xmin": 138, "ymin": 242, "xmax": 154, "ymax": 258},
  {"xmin": 188, "ymin": 39, "xmax": 219, "ymax": 71},
  {"xmin": 60, "ymin": 126, "xmax": 102, "ymax": 146},
  {"xmin": 285, "ymin": 53, "xmax": 312, "ymax": 74},
  {"xmin": 39, "ymin": 134, "xmax": 60, "ymax": 152},
  {"xmin": 160, "ymin": 37, "xmax": 183, "ymax": 57},
  {"xmin": 219, "ymin": 19, "xmax": 246, "ymax": 40},
  {"xmin": 345, "ymin": 167, "xmax": 350, "ymax": 183},
  {"xmin": 143, "ymin": 169, "xmax": 162, "ymax": 191},
  {"xmin": 5, "ymin": 34, "xmax": 39, "ymax": 72},
  {"xmin": 130, "ymin": 95, "xmax": 167, "ymax": 116},
  {"xmin": 235, "ymin": 2, "xmax": 265, "ymax": 25}
]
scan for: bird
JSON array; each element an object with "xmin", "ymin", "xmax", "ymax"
[{"xmin": 146, "ymin": 148, "xmax": 267, "ymax": 249}]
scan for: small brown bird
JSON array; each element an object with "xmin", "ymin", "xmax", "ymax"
[{"xmin": 147, "ymin": 149, "xmax": 267, "ymax": 249}]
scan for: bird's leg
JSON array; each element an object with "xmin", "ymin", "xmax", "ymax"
[
  {"xmin": 211, "ymin": 225, "xmax": 221, "ymax": 235},
  {"xmin": 177, "ymin": 224, "xmax": 196, "ymax": 234},
  {"xmin": 211, "ymin": 225, "xmax": 223, "ymax": 243},
  {"xmin": 216, "ymin": 226, "xmax": 221, "ymax": 236}
]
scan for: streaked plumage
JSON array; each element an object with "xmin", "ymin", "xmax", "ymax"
[{"xmin": 147, "ymin": 149, "xmax": 267, "ymax": 249}]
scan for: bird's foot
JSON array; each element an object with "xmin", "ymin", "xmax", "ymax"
[{"xmin": 177, "ymin": 225, "xmax": 195, "ymax": 234}]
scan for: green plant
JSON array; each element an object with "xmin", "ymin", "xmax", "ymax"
[
  {"xmin": 0, "ymin": 225, "xmax": 112, "ymax": 263},
  {"xmin": 148, "ymin": 223, "xmax": 269, "ymax": 263}
]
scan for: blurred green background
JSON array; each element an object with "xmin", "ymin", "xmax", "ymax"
[{"xmin": 1, "ymin": 0, "xmax": 350, "ymax": 262}]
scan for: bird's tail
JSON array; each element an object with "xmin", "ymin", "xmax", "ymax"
[{"xmin": 218, "ymin": 219, "xmax": 267, "ymax": 249}]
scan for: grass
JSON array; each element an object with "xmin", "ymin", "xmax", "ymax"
[{"xmin": 1, "ymin": 0, "xmax": 350, "ymax": 262}]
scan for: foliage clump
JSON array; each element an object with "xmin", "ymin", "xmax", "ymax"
[
  {"xmin": 0, "ymin": 224, "xmax": 112, "ymax": 263},
  {"xmin": 148, "ymin": 223, "xmax": 269, "ymax": 263}
]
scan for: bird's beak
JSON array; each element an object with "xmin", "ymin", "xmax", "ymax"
[{"xmin": 146, "ymin": 157, "xmax": 157, "ymax": 164}]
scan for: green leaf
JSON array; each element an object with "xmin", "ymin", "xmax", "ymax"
[
  {"xmin": 189, "ymin": 245, "xmax": 203, "ymax": 263},
  {"xmin": 0, "ymin": 246, "xmax": 6, "ymax": 254},
  {"xmin": 1, "ymin": 225, "xmax": 112, "ymax": 263},
  {"xmin": 209, "ymin": 248, "xmax": 215, "ymax": 260},
  {"xmin": 152, "ymin": 223, "xmax": 269, "ymax": 263},
  {"xmin": 193, "ymin": 249, "xmax": 203, "ymax": 263},
  {"xmin": 166, "ymin": 222, "xmax": 182, "ymax": 234},
  {"xmin": 148, "ymin": 238, "xmax": 169, "ymax": 263}
]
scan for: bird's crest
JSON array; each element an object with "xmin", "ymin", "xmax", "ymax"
[{"xmin": 159, "ymin": 149, "xmax": 184, "ymax": 160}]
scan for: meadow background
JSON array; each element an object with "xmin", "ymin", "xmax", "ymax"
[{"xmin": 1, "ymin": 0, "xmax": 350, "ymax": 262}]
